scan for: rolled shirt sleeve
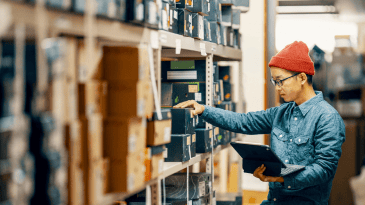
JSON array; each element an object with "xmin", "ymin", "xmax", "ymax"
[
  {"xmin": 283, "ymin": 113, "xmax": 346, "ymax": 190},
  {"xmin": 200, "ymin": 105, "xmax": 278, "ymax": 135}
]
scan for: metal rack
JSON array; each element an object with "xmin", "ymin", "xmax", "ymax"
[{"xmin": 0, "ymin": 0, "xmax": 244, "ymax": 204}]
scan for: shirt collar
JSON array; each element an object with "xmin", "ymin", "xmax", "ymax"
[{"xmin": 293, "ymin": 91, "xmax": 324, "ymax": 116}]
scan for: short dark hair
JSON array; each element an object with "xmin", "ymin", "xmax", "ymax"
[{"xmin": 288, "ymin": 70, "xmax": 313, "ymax": 85}]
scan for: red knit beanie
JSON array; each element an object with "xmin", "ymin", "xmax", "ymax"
[{"xmin": 269, "ymin": 41, "xmax": 315, "ymax": 75}]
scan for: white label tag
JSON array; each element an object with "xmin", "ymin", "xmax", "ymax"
[
  {"xmin": 199, "ymin": 181, "xmax": 205, "ymax": 196},
  {"xmin": 174, "ymin": 10, "xmax": 178, "ymax": 19},
  {"xmin": 164, "ymin": 127, "xmax": 171, "ymax": 142},
  {"xmin": 176, "ymin": 39, "xmax": 181, "ymax": 54},
  {"xmin": 208, "ymin": 3, "xmax": 210, "ymax": 12},
  {"xmin": 162, "ymin": 10, "xmax": 168, "ymax": 30},
  {"xmin": 151, "ymin": 30, "xmax": 159, "ymax": 49},
  {"xmin": 128, "ymin": 134, "xmax": 137, "ymax": 152},
  {"xmin": 188, "ymin": 145, "xmax": 191, "ymax": 159},
  {"xmin": 128, "ymin": 175, "xmax": 135, "ymax": 191},
  {"xmin": 167, "ymin": 71, "xmax": 197, "ymax": 80},
  {"xmin": 200, "ymin": 43, "xmax": 207, "ymax": 56},
  {"xmin": 193, "ymin": 118, "xmax": 195, "ymax": 127},
  {"xmin": 196, "ymin": 115, "xmax": 199, "ymax": 125},
  {"xmin": 137, "ymin": 99, "xmax": 145, "ymax": 117},
  {"xmin": 158, "ymin": 159, "xmax": 164, "ymax": 173},
  {"xmin": 163, "ymin": 148, "xmax": 168, "ymax": 158},
  {"xmin": 195, "ymin": 93, "xmax": 202, "ymax": 101},
  {"xmin": 188, "ymin": 200, "xmax": 192, "ymax": 205}
]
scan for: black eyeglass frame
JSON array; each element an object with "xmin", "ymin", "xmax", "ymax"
[{"xmin": 270, "ymin": 73, "xmax": 300, "ymax": 87}]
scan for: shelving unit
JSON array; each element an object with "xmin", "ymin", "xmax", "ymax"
[{"xmin": 0, "ymin": 0, "xmax": 245, "ymax": 204}]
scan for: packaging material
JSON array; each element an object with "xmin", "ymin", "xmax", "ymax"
[
  {"xmin": 147, "ymin": 110, "xmax": 172, "ymax": 146},
  {"xmin": 232, "ymin": 9, "xmax": 240, "ymax": 29},
  {"xmin": 107, "ymin": 80, "xmax": 154, "ymax": 118},
  {"xmin": 103, "ymin": 46, "xmax": 150, "ymax": 82},
  {"xmin": 192, "ymin": 13, "xmax": 205, "ymax": 40},
  {"xmin": 206, "ymin": 0, "xmax": 221, "ymax": 22},
  {"xmin": 172, "ymin": 83, "xmax": 207, "ymax": 105},
  {"xmin": 103, "ymin": 117, "xmax": 147, "ymax": 159},
  {"xmin": 169, "ymin": 7, "xmax": 179, "ymax": 33},
  {"xmin": 177, "ymin": 9, "xmax": 193, "ymax": 37},
  {"xmin": 209, "ymin": 21, "xmax": 221, "ymax": 44},
  {"xmin": 171, "ymin": 108, "xmax": 196, "ymax": 134},
  {"xmin": 161, "ymin": 60, "xmax": 207, "ymax": 82},
  {"xmin": 85, "ymin": 80, "xmax": 107, "ymax": 117},
  {"xmin": 223, "ymin": 82, "xmax": 232, "ymax": 101},
  {"xmin": 127, "ymin": 0, "xmax": 145, "ymax": 24},
  {"xmin": 107, "ymin": 151, "xmax": 145, "ymax": 193},
  {"xmin": 203, "ymin": 18, "xmax": 212, "ymax": 42},
  {"xmin": 151, "ymin": 152, "xmax": 165, "ymax": 179},
  {"xmin": 195, "ymin": 128, "xmax": 213, "ymax": 153},
  {"xmin": 165, "ymin": 134, "xmax": 192, "ymax": 162},
  {"xmin": 164, "ymin": 173, "xmax": 211, "ymax": 200}
]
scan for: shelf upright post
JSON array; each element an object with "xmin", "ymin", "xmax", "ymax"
[
  {"xmin": 35, "ymin": 0, "xmax": 49, "ymax": 113},
  {"xmin": 205, "ymin": 54, "xmax": 214, "ymax": 204},
  {"xmin": 151, "ymin": 179, "xmax": 162, "ymax": 205},
  {"xmin": 154, "ymin": 45, "xmax": 162, "ymax": 104},
  {"xmin": 237, "ymin": 61, "xmax": 244, "ymax": 194}
]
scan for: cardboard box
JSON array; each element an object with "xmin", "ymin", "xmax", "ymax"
[
  {"xmin": 103, "ymin": 117, "xmax": 147, "ymax": 159},
  {"xmin": 86, "ymin": 80, "xmax": 108, "ymax": 117},
  {"xmin": 177, "ymin": 9, "xmax": 193, "ymax": 37},
  {"xmin": 65, "ymin": 38, "xmax": 78, "ymax": 82},
  {"xmin": 78, "ymin": 41, "xmax": 104, "ymax": 82},
  {"xmin": 147, "ymin": 110, "xmax": 172, "ymax": 146},
  {"xmin": 169, "ymin": 7, "xmax": 179, "ymax": 34},
  {"xmin": 103, "ymin": 46, "xmax": 150, "ymax": 82},
  {"xmin": 144, "ymin": 148, "xmax": 152, "ymax": 182},
  {"xmin": 195, "ymin": 128, "xmax": 213, "ymax": 153},
  {"xmin": 192, "ymin": 13, "xmax": 205, "ymax": 40},
  {"xmin": 108, "ymin": 151, "xmax": 145, "ymax": 193},
  {"xmin": 68, "ymin": 83, "xmax": 86, "ymax": 120},
  {"xmin": 209, "ymin": 21, "xmax": 221, "ymax": 44},
  {"xmin": 145, "ymin": 0, "xmax": 159, "ymax": 29},
  {"xmin": 107, "ymin": 80, "xmax": 153, "ymax": 118},
  {"xmin": 160, "ymin": 2, "xmax": 170, "ymax": 31},
  {"xmin": 68, "ymin": 119, "xmax": 87, "ymax": 205},
  {"xmin": 88, "ymin": 115, "xmax": 105, "ymax": 161},
  {"xmin": 126, "ymin": 0, "xmax": 144, "ymax": 24},
  {"xmin": 165, "ymin": 134, "xmax": 191, "ymax": 162},
  {"xmin": 221, "ymin": 6, "xmax": 232, "ymax": 27},
  {"xmin": 189, "ymin": 0, "xmax": 210, "ymax": 16},
  {"xmin": 151, "ymin": 152, "xmax": 165, "ymax": 179},
  {"xmin": 171, "ymin": 108, "xmax": 196, "ymax": 134},
  {"xmin": 206, "ymin": 0, "xmax": 222, "ymax": 22},
  {"xmin": 87, "ymin": 158, "xmax": 110, "ymax": 204},
  {"xmin": 219, "ymin": 24, "xmax": 227, "ymax": 46}
]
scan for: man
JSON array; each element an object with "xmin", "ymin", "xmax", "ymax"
[{"xmin": 174, "ymin": 41, "xmax": 346, "ymax": 205}]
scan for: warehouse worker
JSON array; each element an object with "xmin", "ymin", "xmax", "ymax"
[{"xmin": 174, "ymin": 41, "xmax": 346, "ymax": 205}]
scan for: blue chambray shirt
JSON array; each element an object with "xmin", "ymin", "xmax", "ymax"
[{"xmin": 201, "ymin": 91, "xmax": 346, "ymax": 205}]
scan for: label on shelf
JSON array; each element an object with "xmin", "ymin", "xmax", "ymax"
[
  {"xmin": 150, "ymin": 30, "xmax": 159, "ymax": 49},
  {"xmin": 167, "ymin": 71, "xmax": 197, "ymax": 80},
  {"xmin": 158, "ymin": 159, "xmax": 164, "ymax": 173},
  {"xmin": 195, "ymin": 93, "xmax": 202, "ymax": 102},
  {"xmin": 175, "ymin": 39, "xmax": 181, "ymax": 54},
  {"xmin": 164, "ymin": 127, "xmax": 171, "ymax": 142},
  {"xmin": 163, "ymin": 148, "xmax": 168, "ymax": 158},
  {"xmin": 128, "ymin": 134, "xmax": 137, "ymax": 152},
  {"xmin": 200, "ymin": 43, "xmax": 207, "ymax": 56}
]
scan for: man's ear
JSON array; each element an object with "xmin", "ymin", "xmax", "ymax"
[{"xmin": 300, "ymin": 73, "xmax": 307, "ymax": 85}]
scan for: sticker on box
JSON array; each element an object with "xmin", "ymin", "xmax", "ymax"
[
  {"xmin": 158, "ymin": 159, "xmax": 164, "ymax": 173},
  {"xmin": 128, "ymin": 134, "xmax": 137, "ymax": 152},
  {"xmin": 195, "ymin": 93, "xmax": 202, "ymax": 101},
  {"xmin": 128, "ymin": 175, "xmax": 135, "ymax": 191},
  {"xmin": 164, "ymin": 127, "xmax": 171, "ymax": 142},
  {"xmin": 188, "ymin": 84, "xmax": 198, "ymax": 93},
  {"xmin": 163, "ymin": 148, "xmax": 168, "ymax": 158}
]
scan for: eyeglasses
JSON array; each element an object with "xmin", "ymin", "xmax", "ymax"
[{"xmin": 270, "ymin": 73, "xmax": 300, "ymax": 87}]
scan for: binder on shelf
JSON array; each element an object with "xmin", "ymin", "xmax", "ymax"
[
  {"xmin": 177, "ymin": 9, "xmax": 193, "ymax": 37},
  {"xmin": 221, "ymin": 5, "xmax": 232, "ymax": 26},
  {"xmin": 164, "ymin": 134, "xmax": 192, "ymax": 162},
  {"xmin": 219, "ymin": 0, "xmax": 233, "ymax": 6},
  {"xmin": 172, "ymin": 83, "xmax": 207, "ymax": 105},
  {"xmin": 209, "ymin": 21, "xmax": 221, "ymax": 44},
  {"xmin": 169, "ymin": 7, "xmax": 179, "ymax": 34},
  {"xmin": 203, "ymin": 18, "xmax": 212, "ymax": 42},
  {"xmin": 161, "ymin": 60, "xmax": 208, "ymax": 82},
  {"xmin": 223, "ymin": 82, "xmax": 232, "ymax": 101},
  {"xmin": 206, "ymin": 0, "xmax": 222, "ymax": 22},
  {"xmin": 195, "ymin": 128, "xmax": 213, "ymax": 153},
  {"xmin": 192, "ymin": 13, "xmax": 205, "ymax": 40},
  {"xmin": 188, "ymin": 0, "xmax": 210, "ymax": 16},
  {"xmin": 219, "ymin": 66, "xmax": 230, "ymax": 82},
  {"xmin": 171, "ymin": 108, "xmax": 196, "ymax": 134},
  {"xmin": 160, "ymin": 2, "xmax": 170, "ymax": 31},
  {"xmin": 232, "ymin": 9, "xmax": 240, "ymax": 28}
]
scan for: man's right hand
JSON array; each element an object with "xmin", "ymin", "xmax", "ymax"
[{"xmin": 173, "ymin": 100, "xmax": 205, "ymax": 116}]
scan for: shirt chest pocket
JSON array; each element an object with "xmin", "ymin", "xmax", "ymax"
[
  {"xmin": 272, "ymin": 127, "xmax": 288, "ymax": 142},
  {"xmin": 271, "ymin": 128, "xmax": 289, "ymax": 157},
  {"xmin": 293, "ymin": 136, "xmax": 311, "ymax": 162}
]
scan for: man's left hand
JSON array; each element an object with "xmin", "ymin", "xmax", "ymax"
[{"xmin": 253, "ymin": 164, "xmax": 284, "ymax": 183}]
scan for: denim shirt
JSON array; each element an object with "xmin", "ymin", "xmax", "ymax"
[{"xmin": 201, "ymin": 91, "xmax": 346, "ymax": 205}]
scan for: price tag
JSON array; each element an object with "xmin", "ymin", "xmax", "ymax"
[
  {"xmin": 200, "ymin": 43, "xmax": 207, "ymax": 56},
  {"xmin": 176, "ymin": 39, "xmax": 181, "ymax": 54}
]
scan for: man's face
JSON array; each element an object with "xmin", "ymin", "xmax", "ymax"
[{"xmin": 270, "ymin": 67, "xmax": 302, "ymax": 102}]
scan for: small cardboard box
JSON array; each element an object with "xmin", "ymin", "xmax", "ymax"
[
  {"xmin": 86, "ymin": 158, "xmax": 109, "ymax": 205},
  {"xmin": 78, "ymin": 41, "xmax": 104, "ymax": 82},
  {"xmin": 68, "ymin": 83, "xmax": 86, "ymax": 120},
  {"xmin": 86, "ymin": 80, "xmax": 108, "ymax": 117},
  {"xmin": 107, "ymin": 151, "xmax": 145, "ymax": 193},
  {"xmin": 103, "ymin": 46, "xmax": 150, "ymax": 82},
  {"xmin": 147, "ymin": 110, "xmax": 172, "ymax": 146},
  {"xmin": 107, "ymin": 80, "xmax": 154, "ymax": 118},
  {"xmin": 103, "ymin": 117, "xmax": 147, "ymax": 159},
  {"xmin": 151, "ymin": 152, "xmax": 165, "ymax": 179}
]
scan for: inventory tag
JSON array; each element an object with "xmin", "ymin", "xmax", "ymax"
[
  {"xmin": 195, "ymin": 93, "xmax": 202, "ymax": 102},
  {"xmin": 150, "ymin": 30, "xmax": 159, "ymax": 49},
  {"xmin": 164, "ymin": 127, "xmax": 171, "ymax": 142},
  {"xmin": 192, "ymin": 134, "xmax": 196, "ymax": 143},
  {"xmin": 174, "ymin": 10, "xmax": 178, "ymax": 19},
  {"xmin": 208, "ymin": 3, "xmax": 210, "ymax": 12},
  {"xmin": 129, "ymin": 134, "xmax": 137, "ymax": 152},
  {"xmin": 163, "ymin": 148, "xmax": 168, "ymax": 158},
  {"xmin": 200, "ymin": 43, "xmax": 207, "ymax": 56},
  {"xmin": 189, "ymin": 84, "xmax": 198, "ymax": 93},
  {"xmin": 187, "ymin": 136, "xmax": 191, "ymax": 145},
  {"xmin": 175, "ymin": 39, "xmax": 181, "ymax": 54}
]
